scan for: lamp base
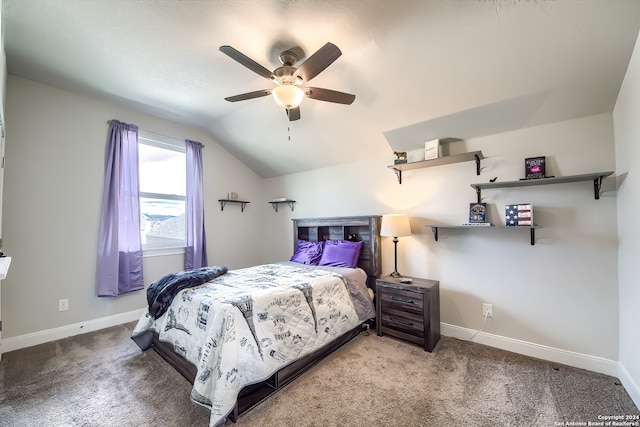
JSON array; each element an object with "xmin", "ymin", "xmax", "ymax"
[{"xmin": 389, "ymin": 271, "xmax": 401, "ymax": 278}]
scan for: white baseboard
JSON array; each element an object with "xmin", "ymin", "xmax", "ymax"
[
  {"xmin": 1, "ymin": 308, "xmax": 145, "ymax": 354},
  {"xmin": 618, "ymin": 363, "xmax": 640, "ymax": 410},
  {"xmin": 3, "ymin": 315, "xmax": 637, "ymax": 407},
  {"xmin": 441, "ymin": 323, "xmax": 619, "ymax": 377}
]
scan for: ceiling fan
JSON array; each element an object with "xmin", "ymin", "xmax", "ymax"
[{"xmin": 219, "ymin": 42, "xmax": 355, "ymax": 121}]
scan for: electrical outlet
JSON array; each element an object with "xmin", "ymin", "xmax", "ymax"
[
  {"xmin": 482, "ymin": 303, "xmax": 493, "ymax": 318},
  {"xmin": 58, "ymin": 299, "xmax": 69, "ymax": 312}
]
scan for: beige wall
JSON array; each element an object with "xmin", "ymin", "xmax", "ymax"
[
  {"xmin": 1, "ymin": 75, "xmax": 264, "ymax": 339},
  {"xmin": 613, "ymin": 30, "xmax": 640, "ymax": 407},
  {"xmin": 263, "ymin": 113, "xmax": 619, "ymax": 362},
  {"xmin": 2, "ymin": 67, "xmax": 638, "ymax": 405}
]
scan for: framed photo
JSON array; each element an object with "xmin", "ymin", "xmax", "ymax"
[
  {"xmin": 424, "ymin": 139, "xmax": 440, "ymax": 160},
  {"xmin": 469, "ymin": 202, "xmax": 487, "ymax": 223},
  {"xmin": 525, "ymin": 156, "xmax": 546, "ymax": 179}
]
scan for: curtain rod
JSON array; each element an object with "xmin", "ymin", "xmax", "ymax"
[
  {"xmin": 139, "ymin": 129, "xmax": 204, "ymax": 148},
  {"xmin": 107, "ymin": 121, "xmax": 204, "ymax": 148},
  {"xmin": 139, "ymin": 128, "xmax": 182, "ymax": 142}
]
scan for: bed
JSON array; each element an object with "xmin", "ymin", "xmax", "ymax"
[{"xmin": 131, "ymin": 215, "xmax": 381, "ymax": 427}]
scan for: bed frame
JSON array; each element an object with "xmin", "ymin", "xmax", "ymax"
[{"xmin": 150, "ymin": 215, "xmax": 381, "ymax": 422}]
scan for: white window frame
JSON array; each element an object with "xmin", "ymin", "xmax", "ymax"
[{"xmin": 138, "ymin": 131, "xmax": 187, "ymax": 257}]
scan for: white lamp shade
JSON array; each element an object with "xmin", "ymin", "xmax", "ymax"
[
  {"xmin": 272, "ymin": 84, "xmax": 305, "ymax": 108},
  {"xmin": 380, "ymin": 214, "xmax": 411, "ymax": 237}
]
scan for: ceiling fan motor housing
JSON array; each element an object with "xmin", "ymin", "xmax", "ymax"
[{"xmin": 278, "ymin": 51, "xmax": 298, "ymax": 66}]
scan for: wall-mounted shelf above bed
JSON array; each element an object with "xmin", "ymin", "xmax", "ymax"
[
  {"xmin": 269, "ymin": 200, "xmax": 296, "ymax": 212},
  {"xmin": 388, "ymin": 151, "xmax": 484, "ymax": 184},
  {"xmin": 470, "ymin": 171, "xmax": 613, "ymax": 203},
  {"xmin": 218, "ymin": 199, "xmax": 250, "ymax": 212},
  {"xmin": 426, "ymin": 224, "xmax": 542, "ymax": 245}
]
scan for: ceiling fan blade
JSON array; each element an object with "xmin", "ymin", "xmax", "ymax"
[
  {"xmin": 294, "ymin": 42, "xmax": 342, "ymax": 83},
  {"xmin": 224, "ymin": 89, "xmax": 271, "ymax": 102},
  {"xmin": 287, "ymin": 107, "xmax": 301, "ymax": 121},
  {"xmin": 305, "ymin": 87, "xmax": 355, "ymax": 105},
  {"xmin": 219, "ymin": 45, "xmax": 274, "ymax": 80}
]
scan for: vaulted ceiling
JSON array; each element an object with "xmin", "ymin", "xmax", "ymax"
[{"xmin": 3, "ymin": 1, "xmax": 640, "ymax": 178}]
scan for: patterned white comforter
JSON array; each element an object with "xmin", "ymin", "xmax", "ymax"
[{"xmin": 132, "ymin": 262, "xmax": 374, "ymax": 427}]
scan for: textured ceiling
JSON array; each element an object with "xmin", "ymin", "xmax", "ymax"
[{"xmin": 3, "ymin": 0, "xmax": 640, "ymax": 178}]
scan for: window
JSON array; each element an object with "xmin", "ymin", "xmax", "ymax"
[{"xmin": 138, "ymin": 131, "xmax": 186, "ymax": 253}]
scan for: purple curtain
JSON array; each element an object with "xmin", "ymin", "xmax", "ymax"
[
  {"xmin": 97, "ymin": 120, "xmax": 144, "ymax": 296},
  {"xmin": 185, "ymin": 139, "xmax": 208, "ymax": 269}
]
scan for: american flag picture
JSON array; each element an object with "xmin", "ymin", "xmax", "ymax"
[{"xmin": 505, "ymin": 204, "xmax": 533, "ymax": 226}]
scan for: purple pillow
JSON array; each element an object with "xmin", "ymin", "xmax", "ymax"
[
  {"xmin": 318, "ymin": 240, "xmax": 364, "ymax": 268},
  {"xmin": 290, "ymin": 240, "xmax": 324, "ymax": 265}
]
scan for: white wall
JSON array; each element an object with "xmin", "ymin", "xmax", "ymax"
[
  {"xmin": 263, "ymin": 113, "xmax": 619, "ymax": 369},
  {"xmin": 613, "ymin": 30, "xmax": 640, "ymax": 407},
  {"xmin": 1, "ymin": 75, "xmax": 263, "ymax": 340}
]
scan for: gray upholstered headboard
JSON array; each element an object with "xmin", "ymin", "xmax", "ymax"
[{"xmin": 292, "ymin": 216, "xmax": 382, "ymax": 289}]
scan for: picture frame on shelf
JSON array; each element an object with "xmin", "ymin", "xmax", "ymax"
[
  {"xmin": 468, "ymin": 202, "xmax": 488, "ymax": 224},
  {"xmin": 424, "ymin": 139, "xmax": 440, "ymax": 160},
  {"xmin": 524, "ymin": 156, "xmax": 546, "ymax": 179}
]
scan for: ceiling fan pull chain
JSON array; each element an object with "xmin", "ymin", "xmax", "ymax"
[{"xmin": 287, "ymin": 108, "xmax": 291, "ymax": 141}]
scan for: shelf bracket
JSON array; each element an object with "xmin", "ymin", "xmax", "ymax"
[
  {"xmin": 474, "ymin": 154, "xmax": 481, "ymax": 176},
  {"xmin": 219, "ymin": 200, "xmax": 249, "ymax": 212},
  {"xmin": 431, "ymin": 226, "xmax": 439, "ymax": 241},
  {"xmin": 593, "ymin": 176, "xmax": 603, "ymax": 200},
  {"xmin": 393, "ymin": 168, "xmax": 402, "ymax": 184},
  {"xmin": 270, "ymin": 201, "xmax": 296, "ymax": 212},
  {"xmin": 530, "ymin": 228, "xmax": 536, "ymax": 246},
  {"xmin": 475, "ymin": 186, "xmax": 482, "ymax": 203}
]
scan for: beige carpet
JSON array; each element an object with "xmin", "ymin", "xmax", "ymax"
[{"xmin": 0, "ymin": 323, "xmax": 637, "ymax": 426}]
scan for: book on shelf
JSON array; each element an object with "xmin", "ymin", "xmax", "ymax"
[
  {"xmin": 424, "ymin": 138, "xmax": 440, "ymax": 160},
  {"xmin": 505, "ymin": 204, "xmax": 533, "ymax": 226},
  {"xmin": 469, "ymin": 202, "xmax": 487, "ymax": 223},
  {"xmin": 524, "ymin": 156, "xmax": 546, "ymax": 179},
  {"xmin": 460, "ymin": 222, "xmax": 491, "ymax": 227}
]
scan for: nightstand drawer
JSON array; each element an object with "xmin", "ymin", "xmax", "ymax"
[
  {"xmin": 380, "ymin": 310, "xmax": 424, "ymax": 337},
  {"xmin": 378, "ymin": 287, "xmax": 423, "ymax": 315}
]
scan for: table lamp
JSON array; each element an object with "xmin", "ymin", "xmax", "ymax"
[{"xmin": 380, "ymin": 214, "xmax": 412, "ymax": 277}]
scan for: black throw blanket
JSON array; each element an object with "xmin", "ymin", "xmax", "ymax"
[{"xmin": 146, "ymin": 265, "xmax": 228, "ymax": 319}]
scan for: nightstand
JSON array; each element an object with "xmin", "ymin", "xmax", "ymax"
[{"xmin": 376, "ymin": 276, "xmax": 440, "ymax": 352}]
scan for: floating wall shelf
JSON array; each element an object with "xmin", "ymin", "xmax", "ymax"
[
  {"xmin": 426, "ymin": 224, "xmax": 542, "ymax": 246},
  {"xmin": 470, "ymin": 171, "xmax": 614, "ymax": 203},
  {"xmin": 388, "ymin": 151, "xmax": 484, "ymax": 184},
  {"xmin": 269, "ymin": 200, "xmax": 296, "ymax": 212},
  {"xmin": 218, "ymin": 199, "xmax": 250, "ymax": 212}
]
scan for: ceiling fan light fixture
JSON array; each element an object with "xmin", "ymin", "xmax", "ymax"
[{"xmin": 272, "ymin": 84, "xmax": 305, "ymax": 108}]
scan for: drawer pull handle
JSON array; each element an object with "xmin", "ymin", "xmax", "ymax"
[
  {"xmin": 390, "ymin": 296, "xmax": 414, "ymax": 304},
  {"xmin": 390, "ymin": 316, "xmax": 414, "ymax": 327}
]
